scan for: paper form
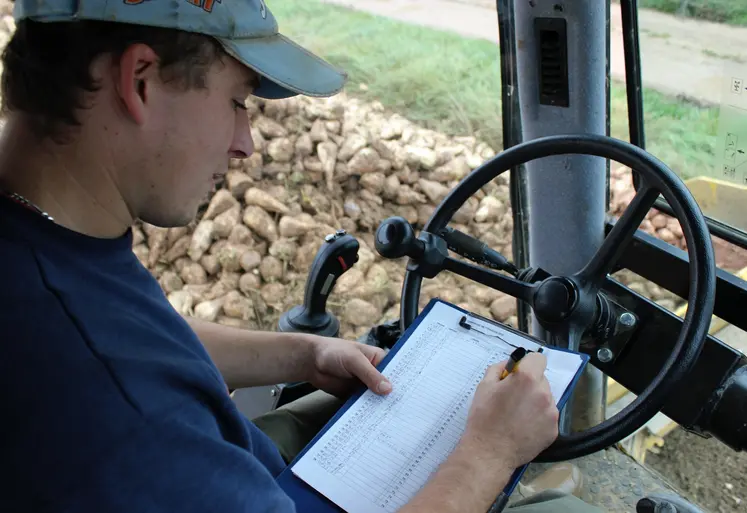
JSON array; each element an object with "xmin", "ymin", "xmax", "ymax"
[{"xmin": 290, "ymin": 301, "xmax": 585, "ymax": 513}]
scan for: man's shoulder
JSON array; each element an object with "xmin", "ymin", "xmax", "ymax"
[
  {"xmin": 0, "ymin": 226, "xmax": 227, "ymax": 417},
  {"xmin": 0, "ymin": 229, "xmax": 146, "ymax": 425},
  {"xmin": 0, "ymin": 235, "xmax": 292, "ymax": 512}
]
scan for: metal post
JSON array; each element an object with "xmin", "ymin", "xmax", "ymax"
[{"xmin": 511, "ymin": 0, "xmax": 610, "ymax": 431}]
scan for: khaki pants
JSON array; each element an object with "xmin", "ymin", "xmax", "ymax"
[{"xmin": 253, "ymin": 390, "xmax": 601, "ymax": 513}]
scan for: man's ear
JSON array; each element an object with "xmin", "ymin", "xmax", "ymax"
[{"xmin": 115, "ymin": 44, "xmax": 160, "ymax": 125}]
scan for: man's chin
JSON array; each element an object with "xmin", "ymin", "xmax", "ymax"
[{"xmin": 138, "ymin": 196, "xmax": 206, "ymax": 229}]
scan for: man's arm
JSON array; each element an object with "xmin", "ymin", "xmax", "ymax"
[
  {"xmin": 184, "ymin": 316, "xmax": 391, "ymax": 397},
  {"xmin": 184, "ymin": 316, "xmax": 316, "ymax": 390},
  {"xmin": 399, "ymin": 440, "xmax": 514, "ymax": 512}
]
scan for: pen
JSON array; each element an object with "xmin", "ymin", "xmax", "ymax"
[{"xmin": 500, "ymin": 346, "xmax": 543, "ymax": 380}]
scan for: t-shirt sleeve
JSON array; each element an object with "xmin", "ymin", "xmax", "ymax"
[{"xmin": 59, "ymin": 413, "xmax": 297, "ymax": 513}]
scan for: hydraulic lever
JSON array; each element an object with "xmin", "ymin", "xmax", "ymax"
[
  {"xmin": 277, "ymin": 229, "xmax": 359, "ymax": 337},
  {"xmin": 437, "ymin": 226, "xmax": 518, "ymax": 275},
  {"xmin": 375, "ymin": 216, "xmax": 517, "ymax": 276}
]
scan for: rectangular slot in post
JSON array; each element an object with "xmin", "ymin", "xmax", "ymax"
[{"xmin": 536, "ymin": 17, "xmax": 569, "ymax": 107}]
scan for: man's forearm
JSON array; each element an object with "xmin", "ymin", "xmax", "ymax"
[
  {"xmin": 399, "ymin": 441, "xmax": 513, "ymax": 513},
  {"xmin": 184, "ymin": 316, "xmax": 317, "ymax": 389}
]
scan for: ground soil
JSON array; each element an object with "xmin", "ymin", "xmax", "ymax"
[{"xmin": 646, "ymin": 427, "xmax": 747, "ymax": 513}]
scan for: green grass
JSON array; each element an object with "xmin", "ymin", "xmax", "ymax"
[
  {"xmin": 639, "ymin": 0, "xmax": 747, "ymax": 26},
  {"xmin": 272, "ymin": 0, "xmax": 504, "ymax": 145},
  {"xmin": 272, "ymin": 0, "xmax": 721, "ymax": 180},
  {"xmin": 611, "ymin": 88, "xmax": 720, "ymax": 179}
]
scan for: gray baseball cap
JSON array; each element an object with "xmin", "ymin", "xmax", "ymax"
[{"xmin": 13, "ymin": 0, "xmax": 347, "ymax": 99}]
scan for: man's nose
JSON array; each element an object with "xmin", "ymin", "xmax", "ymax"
[{"xmin": 230, "ymin": 112, "xmax": 255, "ymax": 159}]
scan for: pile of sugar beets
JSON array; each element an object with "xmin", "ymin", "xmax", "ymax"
[{"xmin": 128, "ymin": 92, "xmax": 686, "ymax": 340}]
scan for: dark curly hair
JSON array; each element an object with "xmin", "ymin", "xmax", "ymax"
[{"xmin": 1, "ymin": 18, "xmax": 226, "ymax": 142}]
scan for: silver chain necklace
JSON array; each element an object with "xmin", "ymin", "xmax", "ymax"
[{"xmin": 2, "ymin": 191, "xmax": 54, "ymax": 221}]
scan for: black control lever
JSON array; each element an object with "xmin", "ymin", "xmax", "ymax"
[
  {"xmin": 375, "ymin": 216, "xmax": 449, "ymax": 279},
  {"xmin": 277, "ymin": 229, "xmax": 359, "ymax": 337},
  {"xmin": 437, "ymin": 227, "xmax": 518, "ymax": 275},
  {"xmin": 375, "ymin": 216, "xmax": 517, "ymax": 276},
  {"xmin": 374, "ymin": 216, "xmax": 425, "ymax": 260}
]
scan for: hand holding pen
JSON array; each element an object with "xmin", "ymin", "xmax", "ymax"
[
  {"xmin": 500, "ymin": 346, "xmax": 544, "ymax": 380},
  {"xmin": 462, "ymin": 350, "xmax": 559, "ymax": 470}
]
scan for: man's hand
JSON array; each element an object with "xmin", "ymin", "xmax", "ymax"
[
  {"xmin": 307, "ymin": 337, "xmax": 392, "ymax": 398},
  {"xmin": 400, "ymin": 352, "xmax": 558, "ymax": 513},
  {"xmin": 186, "ymin": 316, "xmax": 393, "ymax": 392},
  {"xmin": 462, "ymin": 352, "xmax": 559, "ymax": 469}
]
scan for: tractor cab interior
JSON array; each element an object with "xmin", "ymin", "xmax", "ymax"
[{"xmin": 232, "ymin": 1, "xmax": 747, "ymax": 512}]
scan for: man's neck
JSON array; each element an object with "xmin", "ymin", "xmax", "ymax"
[{"xmin": 0, "ymin": 115, "xmax": 135, "ymax": 239}]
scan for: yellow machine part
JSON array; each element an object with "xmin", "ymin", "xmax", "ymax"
[{"xmin": 683, "ymin": 176, "xmax": 747, "ymax": 234}]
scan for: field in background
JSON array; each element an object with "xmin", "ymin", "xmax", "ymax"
[
  {"xmin": 273, "ymin": 0, "xmax": 720, "ymax": 180},
  {"xmin": 639, "ymin": 0, "xmax": 747, "ymax": 26}
]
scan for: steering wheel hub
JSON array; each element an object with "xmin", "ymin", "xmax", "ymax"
[{"xmin": 534, "ymin": 277, "xmax": 578, "ymax": 324}]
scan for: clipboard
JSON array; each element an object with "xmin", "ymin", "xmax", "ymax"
[{"xmin": 275, "ymin": 298, "xmax": 590, "ymax": 512}]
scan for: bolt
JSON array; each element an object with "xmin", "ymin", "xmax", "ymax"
[
  {"xmin": 597, "ymin": 347, "xmax": 614, "ymax": 363},
  {"xmin": 619, "ymin": 312, "xmax": 636, "ymax": 328},
  {"xmin": 270, "ymin": 388, "xmax": 277, "ymax": 397}
]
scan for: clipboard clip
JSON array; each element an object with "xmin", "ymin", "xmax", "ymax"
[{"xmin": 458, "ymin": 315, "xmax": 521, "ymax": 350}]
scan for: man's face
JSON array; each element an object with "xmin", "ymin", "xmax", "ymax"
[{"xmin": 122, "ymin": 53, "xmax": 256, "ymax": 228}]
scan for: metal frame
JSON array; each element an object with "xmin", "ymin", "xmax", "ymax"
[
  {"xmin": 596, "ymin": 275, "xmax": 747, "ymax": 451},
  {"xmin": 509, "ymin": 0, "xmax": 610, "ymax": 431},
  {"xmin": 608, "ymin": 218, "xmax": 747, "ymax": 331},
  {"xmin": 496, "ymin": 0, "xmax": 531, "ymax": 334}
]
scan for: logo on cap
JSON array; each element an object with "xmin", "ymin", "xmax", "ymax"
[
  {"xmin": 124, "ymin": 0, "xmax": 222, "ymax": 13},
  {"xmin": 259, "ymin": 0, "xmax": 267, "ymax": 19}
]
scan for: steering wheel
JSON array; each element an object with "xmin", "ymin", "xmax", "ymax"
[{"xmin": 378, "ymin": 134, "xmax": 716, "ymax": 462}]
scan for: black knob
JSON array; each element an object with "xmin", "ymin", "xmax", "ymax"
[{"xmin": 375, "ymin": 217, "xmax": 424, "ymax": 260}]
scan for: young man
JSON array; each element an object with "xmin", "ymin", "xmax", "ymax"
[{"xmin": 0, "ymin": 1, "xmax": 600, "ymax": 512}]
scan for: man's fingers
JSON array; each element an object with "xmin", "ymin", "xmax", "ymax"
[
  {"xmin": 348, "ymin": 349, "xmax": 392, "ymax": 395},
  {"xmin": 362, "ymin": 344, "xmax": 387, "ymax": 367},
  {"xmin": 484, "ymin": 360, "xmax": 509, "ymax": 381},
  {"xmin": 484, "ymin": 352, "xmax": 547, "ymax": 382},
  {"xmin": 515, "ymin": 352, "xmax": 547, "ymax": 380}
]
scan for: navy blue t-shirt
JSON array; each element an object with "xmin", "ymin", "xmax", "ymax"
[{"xmin": 0, "ymin": 196, "xmax": 296, "ymax": 512}]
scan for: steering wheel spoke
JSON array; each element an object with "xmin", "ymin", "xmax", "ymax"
[
  {"xmin": 443, "ymin": 257, "xmax": 536, "ymax": 305},
  {"xmin": 576, "ymin": 182, "xmax": 660, "ymax": 288}
]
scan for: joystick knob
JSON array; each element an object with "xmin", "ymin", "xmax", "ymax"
[
  {"xmin": 375, "ymin": 217, "xmax": 425, "ymax": 260},
  {"xmin": 277, "ymin": 230, "xmax": 359, "ymax": 337}
]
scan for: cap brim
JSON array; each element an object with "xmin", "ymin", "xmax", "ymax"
[{"xmin": 219, "ymin": 34, "xmax": 347, "ymax": 100}]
